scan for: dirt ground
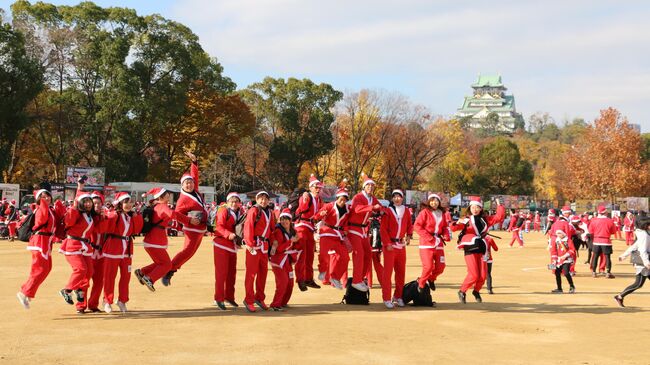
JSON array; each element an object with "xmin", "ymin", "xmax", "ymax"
[{"xmin": 1, "ymin": 231, "xmax": 648, "ymax": 365}]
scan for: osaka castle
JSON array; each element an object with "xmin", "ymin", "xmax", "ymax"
[{"xmin": 455, "ymin": 74, "xmax": 523, "ymax": 132}]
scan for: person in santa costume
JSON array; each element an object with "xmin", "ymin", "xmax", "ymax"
[
  {"xmin": 135, "ymin": 187, "xmax": 195, "ymax": 292},
  {"xmin": 507, "ymin": 210, "xmax": 525, "ymax": 247},
  {"xmin": 588, "ymin": 205, "xmax": 618, "ymax": 278},
  {"xmin": 100, "ymin": 192, "xmax": 143, "ymax": 313},
  {"xmin": 612, "ymin": 211, "xmax": 622, "ymax": 240},
  {"xmin": 16, "ymin": 187, "xmax": 66, "ymax": 309},
  {"xmin": 58, "ymin": 182, "xmax": 100, "ymax": 313},
  {"xmin": 347, "ymin": 173, "xmax": 382, "ymax": 292},
  {"xmin": 269, "ymin": 208, "xmax": 300, "ymax": 310},
  {"xmin": 162, "ymin": 150, "xmax": 208, "ymax": 286},
  {"xmin": 293, "ymin": 174, "xmax": 324, "ymax": 291},
  {"xmin": 623, "ymin": 211, "xmax": 635, "ymax": 246},
  {"xmin": 4, "ymin": 199, "xmax": 19, "ymax": 241},
  {"xmin": 380, "ymin": 189, "xmax": 413, "ymax": 309},
  {"xmin": 212, "ymin": 192, "xmax": 243, "ymax": 310},
  {"xmin": 549, "ymin": 226, "xmax": 576, "ymax": 293},
  {"xmin": 544, "ymin": 209, "xmax": 557, "ymax": 236},
  {"xmin": 83, "ymin": 191, "xmax": 107, "ymax": 313},
  {"xmin": 413, "ymin": 193, "xmax": 448, "ymax": 295},
  {"xmin": 484, "ymin": 236, "xmax": 499, "ymax": 294},
  {"xmin": 450, "ymin": 197, "xmax": 505, "ymax": 303},
  {"xmin": 533, "ymin": 211, "xmax": 541, "ymax": 232},
  {"xmin": 313, "ymin": 186, "xmax": 351, "ymax": 290},
  {"xmin": 524, "ymin": 212, "xmax": 532, "ymax": 233},
  {"xmin": 242, "ymin": 191, "xmax": 275, "ymax": 312}
]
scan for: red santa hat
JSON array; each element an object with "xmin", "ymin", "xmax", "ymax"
[
  {"xmin": 392, "ymin": 189, "xmax": 404, "ymax": 197},
  {"xmin": 335, "ymin": 188, "xmax": 349, "ymax": 199},
  {"xmin": 34, "ymin": 189, "xmax": 50, "ymax": 200},
  {"xmin": 308, "ymin": 174, "xmax": 322, "ymax": 188},
  {"xmin": 75, "ymin": 190, "xmax": 92, "ymax": 203},
  {"xmin": 570, "ymin": 215, "xmax": 581, "ymax": 223},
  {"xmin": 548, "ymin": 209, "xmax": 556, "ymax": 216},
  {"xmin": 90, "ymin": 190, "xmax": 105, "ymax": 204},
  {"xmin": 226, "ymin": 192, "xmax": 240, "ymax": 201},
  {"xmin": 279, "ymin": 208, "xmax": 292, "ymax": 220},
  {"xmin": 597, "ymin": 205, "xmax": 607, "ymax": 214},
  {"xmin": 10, "ymin": 199, "xmax": 16, "ymax": 206},
  {"xmin": 113, "ymin": 192, "xmax": 131, "ymax": 204},
  {"xmin": 468, "ymin": 197, "xmax": 483, "ymax": 208},
  {"xmin": 147, "ymin": 187, "xmax": 167, "ymax": 199},
  {"xmin": 561, "ymin": 205, "xmax": 571, "ymax": 214},
  {"xmin": 427, "ymin": 193, "xmax": 441, "ymax": 202},
  {"xmin": 180, "ymin": 173, "xmax": 194, "ymax": 184},
  {"xmin": 338, "ymin": 178, "xmax": 349, "ymax": 189},
  {"xmin": 361, "ymin": 173, "xmax": 375, "ymax": 188},
  {"xmin": 255, "ymin": 191, "xmax": 269, "ymax": 199}
]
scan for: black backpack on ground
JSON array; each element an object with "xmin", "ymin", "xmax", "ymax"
[
  {"xmin": 140, "ymin": 205, "xmax": 163, "ymax": 234},
  {"xmin": 341, "ymin": 278, "xmax": 370, "ymax": 305},
  {"xmin": 402, "ymin": 280, "xmax": 434, "ymax": 307}
]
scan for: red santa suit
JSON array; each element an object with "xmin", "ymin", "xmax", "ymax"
[
  {"xmin": 19, "ymin": 191, "xmax": 65, "ymax": 299},
  {"xmin": 170, "ymin": 161, "xmax": 208, "ymax": 273},
  {"xmin": 212, "ymin": 195, "xmax": 242, "ymax": 303},
  {"xmin": 314, "ymin": 191, "xmax": 351, "ymax": 286},
  {"xmin": 508, "ymin": 212, "xmax": 524, "ymax": 247},
  {"xmin": 85, "ymin": 191, "xmax": 107, "ymax": 311},
  {"xmin": 294, "ymin": 175, "xmax": 324, "ymax": 285},
  {"xmin": 623, "ymin": 213, "xmax": 635, "ymax": 246},
  {"xmin": 269, "ymin": 210, "xmax": 299, "ymax": 308},
  {"xmin": 4, "ymin": 200, "xmax": 18, "ymax": 238},
  {"xmin": 612, "ymin": 214, "xmax": 622, "ymax": 240},
  {"xmin": 533, "ymin": 212, "xmax": 541, "ymax": 232},
  {"xmin": 587, "ymin": 207, "xmax": 617, "ymax": 275},
  {"xmin": 347, "ymin": 176, "xmax": 381, "ymax": 286},
  {"xmin": 101, "ymin": 193, "xmax": 143, "ymax": 305},
  {"xmin": 243, "ymin": 197, "xmax": 275, "ymax": 308},
  {"xmin": 380, "ymin": 195, "xmax": 413, "ymax": 302},
  {"xmin": 413, "ymin": 196, "xmax": 449, "ymax": 290}
]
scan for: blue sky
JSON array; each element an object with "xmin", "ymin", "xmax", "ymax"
[{"xmin": 2, "ymin": 0, "xmax": 649, "ymax": 132}]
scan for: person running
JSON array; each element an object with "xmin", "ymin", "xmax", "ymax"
[
  {"xmin": 550, "ymin": 226, "xmax": 576, "ymax": 294},
  {"xmin": 212, "ymin": 192, "xmax": 243, "ymax": 310},
  {"xmin": 507, "ymin": 211, "xmax": 525, "ymax": 247},
  {"xmin": 16, "ymin": 187, "xmax": 66, "ymax": 309},
  {"xmin": 614, "ymin": 216, "xmax": 650, "ymax": 307},
  {"xmin": 163, "ymin": 150, "xmax": 208, "ymax": 286},
  {"xmin": 451, "ymin": 197, "xmax": 504, "ymax": 303},
  {"xmin": 294, "ymin": 174, "xmax": 324, "ymax": 291},
  {"xmin": 413, "ymin": 193, "xmax": 448, "ymax": 294},
  {"xmin": 588, "ymin": 205, "xmax": 617, "ymax": 278},
  {"xmin": 269, "ymin": 209, "xmax": 300, "ymax": 311}
]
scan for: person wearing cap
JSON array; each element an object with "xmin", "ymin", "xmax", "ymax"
[
  {"xmin": 347, "ymin": 173, "xmax": 382, "ymax": 292},
  {"xmin": 58, "ymin": 181, "xmax": 100, "ymax": 313},
  {"xmin": 293, "ymin": 174, "xmax": 324, "ymax": 291},
  {"xmin": 242, "ymin": 190, "xmax": 275, "ymax": 312},
  {"xmin": 549, "ymin": 226, "xmax": 576, "ymax": 293},
  {"xmin": 4, "ymin": 199, "xmax": 19, "ymax": 241},
  {"xmin": 269, "ymin": 208, "xmax": 300, "ymax": 310},
  {"xmin": 623, "ymin": 211, "xmax": 636, "ymax": 246},
  {"xmin": 313, "ymin": 185, "xmax": 352, "ymax": 290},
  {"xmin": 380, "ymin": 189, "xmax": 414, "ymax": 309},
  {"xmin": 162, "ymin": 150, "xmax": 209, "ymax": 287},
  {"xmin": 450, "ymin": 197, "xmax": 505, "ymax": 303},
  {"xmin": 413, "ymin": 193, "xmax": 448, "ymax": 295},
  {"xmin": 99, "ymin": 192, "xmax": 143, "ymax": 313},
  {"xmin": 83, "ymin": 191, "xmax": 107, "ymax": 313},
  {"xmin": 588, "ymin": 205, "xmax": 617, "ymax": 278},
  {"xmin": 212, "ymin": 192, "xmax": 243, "ymax": 310},
  {"xmin": 507, "ymin": 210, "xmax": 525, "ymax": 248},
  {"xmin": 135, "ymin": 187, "xmax": 196, "ymax": 293},
  {"xmin": 16, "ymin": 187, "xmax": 66, "ymax": 309}
]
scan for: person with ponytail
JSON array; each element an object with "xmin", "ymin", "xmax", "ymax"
[{"xmin": 413, "ymin": 193, "xmax": 449, "ymax": 294}]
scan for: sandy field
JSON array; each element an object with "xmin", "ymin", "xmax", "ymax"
[{"xmin": 1, "ymin": 231, "xmax": 648, "ymax": 365}]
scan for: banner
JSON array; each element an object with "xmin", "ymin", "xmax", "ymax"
[
  {"xmin": 621, "ymin": 197, "xmax": 649, "ymax": 212},
  {"xmin": 65, "ymin": 166, "xmax": 106, "ymax": 187}
]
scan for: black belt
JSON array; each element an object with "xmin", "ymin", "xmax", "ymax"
[
  {"xmin": 348, "ymin": 223, "xmax": 368, "ymax": 228},
  {"xmin": 34, "ymin": 232, "xmax": 53, "ymax": 236},
  {"xmin": 107, "ymin": 233, "xmax": 130, "ymax": 240},
  {"xmin": 66, "ymin": 235, "xmax": 90, "ymax": 243},
  {"xmin": 391, "ymin": 238, "xmax": 401, "ymax": 242},
  {"xmin": 255, "ymin": 236, "xmax": 270, "ymax": 242},
  {"xmin": 325, "ymin": 224, "xmax": 344, "ymax": 231}
]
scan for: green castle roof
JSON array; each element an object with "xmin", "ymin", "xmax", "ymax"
[{"xmin": 471, "ymin": 74, "xmax": 503, "ymax": 88}]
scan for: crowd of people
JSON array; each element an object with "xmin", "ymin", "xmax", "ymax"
[{"xmin": 8, "ymin": 150, "xmax": 650, "ymax": 314}]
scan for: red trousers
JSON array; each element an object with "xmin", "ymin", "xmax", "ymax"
[
  {"xmin": 295, "ymin": 227, "xmax": 316, "ymax": 283},
  {"xmin": 382, "ymin": 247, "xmax": 406, "ymax": 301},
  {"xmin": 20, "ymin": 252, "xmax": 52, "ymax": 298},
  {"xmin": 625, "ymin": 231, "xmax": 634, "ymax": 246},
  {"xmin": 349, "ymin": 234, "xmax": 371, "ymax": 284},
  {"xmin": 170, "ymin": 231, "xmax": 204, "ymax": 271},
  {"xmin": 509, "ymin": 230, "xmax": 524, "ymax": 247},
  {"xmin": 317, "ymin": 239, "xmax": 329, "ymax": 277},
  {"xmin": 321, "ymin": 237, "xmax": 349, "ymax": 281},
  {"xmin": 103, "ymin": 257, "xmax": 132, "ymax": 304},
  {"xmin": 533, "ymin": 222, "xmax": 541, "ymax": 232},
  {"xmin": 418, "ymin": 249, "xmax": 446, "ymax": 288},
  {"xmin": 213, "ymin": 247, "xmax": 237, "ymax": 302},
  {"xmin": 87, "ymin": 257, "xmax": 105, "ymax": 309},
  {"xmin": 366, "ymin": 251, "xmax": 383, "ymax": 287},
  {"xmin": 270, "ymin": 264, "xmax": 294, "ymax": 307},
  {"xmin": 460, "ymin": 253, "xmax": 487, "ymax": 293},
  {"xmin": 244, "ymin": 250, "xmax": 268, "ymax": 305},
  {"xmin": 142, "ymin": 247, "xmax": 172, "ymax": 283},
  {"xmin": 65, "ymin": 255, "xmax": 94, "ymax": 310},
  {"xmin": 8, "ymin": 222, "xmax": 17, "ymax": 236}
]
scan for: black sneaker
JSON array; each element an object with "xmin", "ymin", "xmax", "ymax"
[
  {"xmin": 305, "ymin": 280, "xmax": 321, "ymax": 289},
  {"xmin": 88, "ymin": 307, "xmax": 101, "ymax": 313},
  {"xmin": 614, "ymin": 295, "xmax": 625, "ymax": 307},
  {"xmin": 75, "ymin": 289, "xmax": 85, "ymax": 303},
  {"xmin": 568, "ymin": 287, "xmax": 576, "ymax": 294},
  {"xmin": 215, "ymin": 301, "xmax": 227, "ymax": 311},
  {"xmin": 225, "ymin": 300, "xmax": 239, "ymax": 308},
  {"xmin": 551, "ymin": 288, "xmax": 563, "ymax": 294},
  {"xmin": 472, "ymin": 290, "xmax": 482, "ymax": 303},
  {"xmin": 457, "ymin": 290, "xmax": 466, "ymax": 304},
  {"xmin": 161, "ymin": 270, "xmax": 176, "ymax": 287},
  {"xmin": 428, "ymin": 281, "xmax": 436, "ymax": 291},
  {"xmin": 60, "ymin": 289, "xmax": 74, "ymax": 305},
  {"xmin": 142, "ymin": 275, "xmax": 156, "ymax": 292},
  {"xmin": 134, "ymin": 269, "xmax": 146, "ymax": 285},
  {"xmin": 271, "ymin": 306, "xmax": 283, "ymax": 311},
  {"xmin": 298, "ymin": 281, "xmax": 308, "ymax": 292}
]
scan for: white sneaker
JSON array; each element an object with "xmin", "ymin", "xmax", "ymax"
[
  {"xmin": 17, "ymin": 292, "xmax": 30, "ymax": 310},
  {"xmin": 318, "ymin": 272, "xmax": 326, "ymax": 282},
  {"xmin": 103, "ymin": 301, "xmax": 113, "ymax": 313},
  {"xmin": 331, "ymin": 278, "xmax": 343, "ymax": 290},
  {"xmin": 351, "ymin": 282, "xmax": 369, "ymax": 292},
  {"xmin": 384, "ymin": 300, "xmax": 395, "ymax": 309},
  {"xmin": 395, "ymin": 298, "xmax": 405, "ymax": 307},
  {"xmin": 117, "ymin": 301, "xmax": 127, "ymax": 313}
]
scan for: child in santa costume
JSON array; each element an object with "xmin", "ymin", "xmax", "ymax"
[
  {"xmin": 347, "ymin": 174, "xmax": 382, "ymax": 293},
  {"xmin": 242, "ymin": 191, "xmax": 275, "ymax": 312},
  {"xmin": 135, "ymin": 188, "xmax": 195, "ymax": 292},
  {"xmin": 100, "ymin": 192, "xmax": 143, "ymax": 313},
  {"xmin": 16, "ymin": 188, "xmax": 66, "ymax": 309},
  {"xmin": 380, "ymin": 189, "xmax": 413, "ymax": 309},
  {"xmin": 269, "ymin": 209, "xmax": 300, "ymax": 311},
  {"xmin": 212, "ymin": 192, "xmax": 243, "ymax": 310},
  {"xmin": 4, "ymin": 199, "xmax": 19, "ymax": 241},
  {"xmin": 623, "ymin": 211, "xmax": 635, "ymax": 246},
  {"xmin": 58, "ymin": 183, "xmax": 100, "ymax": 313},
  {"xmin": 313, "ymin": 187, "xmax": 351, "ymax": 290},
  {"xmin": 588, "ymin": 205, "xmax": 617, "ymax": 278},
  {"xmin": 450, "ymin": 197, "xmax": 505, "ymax": 303},
  {"xmin": 550, "ymin": 226, "xmax": 576, "ymax": 293},
  {"xmin": 294, "ymin": 174, "xmax": 324, "ymax": 291},
  {"xmin": 163, "ymin": 150, "xmax": 208, "ymax": 286},
  {"xmin": 413, "ymin": 193, "xmax": 448, "ymax": 294}
]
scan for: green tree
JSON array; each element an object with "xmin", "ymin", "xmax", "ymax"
[
  {"xmin": 559, "ymin": 117, "xmax": 587, "ymax": 144},
  {"xmin": 471, "ymin": 137, "xmax": 533, "ymax": 195},
  {"xmin": 640, "ymin": 133, "xmax": 650, "ymax": 162}
]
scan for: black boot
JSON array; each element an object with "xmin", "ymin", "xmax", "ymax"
[
  {"xmin": 298, "ymin": 281, "xmax": 308, "ymax": 292},
  {"xmin": 305, "ymin": 280, "xmax": 321, "ymax": 289},
  {"xmin": 75, "ymin": 289, "xmax": 85, "ymax": 303},
  {"xmin": 60, "ymin": 289, "xmax": 74, "ymax": 305},
  {"xmin": 161, "ymin": 270, "xmax": 176, "ymax": 287},
  {"xmin": 472, "ymin": 290, "xmax": 482, "ymax": 303},
  {"xmin": 457, "ymin": 290, "xmax": 466, "ymax": 304}
]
